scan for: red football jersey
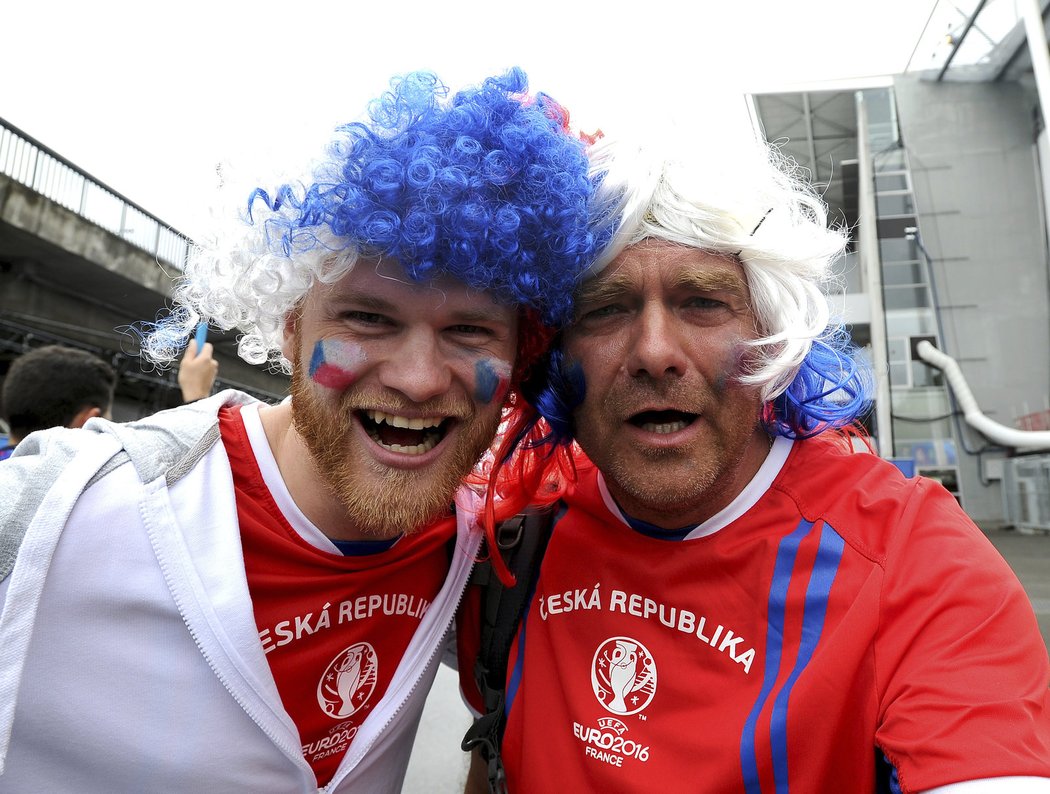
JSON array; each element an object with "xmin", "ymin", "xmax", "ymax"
[
  {"xmin": 480, "ymin": 436, "xmax": 1050, "ymax": 793},
  {"xmin": 220, "ymin": 405, "xmax": 455, "ymax": 786}
]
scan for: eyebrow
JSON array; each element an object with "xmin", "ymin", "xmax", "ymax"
[
  {"xmin": 575, "ymin": 272, "xmax": 635, "ymax": 306},
  {"xmin": 671, "ymin": 269, "xmax": 749, "ymax": 296},
  {"xmin": 341, "ymin": 293, "xmax": 397, "ymax": 313},
  {"xmin": 575, "ymin": 267, "xmax": 749, "ymax": 305}
]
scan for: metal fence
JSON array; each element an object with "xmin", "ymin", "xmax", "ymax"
[{"xmin": 0, "ymin": 118, "xmax": 192, "ymax": 269}]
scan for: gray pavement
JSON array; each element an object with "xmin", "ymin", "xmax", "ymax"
[
  {"xmin": 984, "ymin": 527, "xmax": 1050, "ymax": 651},
  {"xmin": 403, "ymin": 664, "xmax": 471, "ymax": 792},
  {"xmin": 402, "ymin": 527, "xmax": 1050, "ymax": 793}
]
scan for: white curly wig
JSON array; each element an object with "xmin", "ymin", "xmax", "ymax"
[{"xmin": 583, "ymin": 132, "xmax": 849, "ymax": 403}]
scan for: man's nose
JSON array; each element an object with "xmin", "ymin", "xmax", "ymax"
[
  {"xmin": 378, "ymin": 329, "xmax": 453, "ymax": 403},
  {"xmin": 625, "ymin": 305, "xmax": 687, "ymax": 379}
]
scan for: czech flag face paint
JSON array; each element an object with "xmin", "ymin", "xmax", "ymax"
[
  {"xmin": 474, "ymin": 358, "xmax": 512, "ymax": 404},
  {"xmin": 309, "ymin": 339, "xmax": 368, "ymax": 391}
]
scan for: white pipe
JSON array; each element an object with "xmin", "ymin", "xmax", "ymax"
[{"xmin": 915, "ymin": 341, "xmax": 1050, "ymax": 451}]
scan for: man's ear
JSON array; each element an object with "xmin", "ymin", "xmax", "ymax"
[
  {"xmin": 281, "ymin": 310, "xmax": 299, "ymax": 364},
  {"xmin": 69, "ymin": 405, "xmax": 102, "ymax": 429}
]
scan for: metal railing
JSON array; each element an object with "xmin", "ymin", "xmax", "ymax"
[{"xmin": 0, "ymin": 117, "xmax": 192, "ymax": 269}]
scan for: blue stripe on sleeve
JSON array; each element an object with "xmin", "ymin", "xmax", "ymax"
[
  {"xmin": 740, "ymin": 519, "xmax": 813, "ymax": 794},
  {"xmin": 769, "ymin": 523, "xmax": 845, "ymax": 793},
  {"xmin": 504, "ymin": 589, "xmax": 533, "ymax": 715}
]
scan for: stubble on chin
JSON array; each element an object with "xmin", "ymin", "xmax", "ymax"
[{"xmin": 289, "ymin": 366, "xmax": 502, "ymax": 538}]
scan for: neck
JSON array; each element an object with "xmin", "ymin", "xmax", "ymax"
[{"xmin": 257, "ymin": 402, "xmax": 370, "ymax": 541}]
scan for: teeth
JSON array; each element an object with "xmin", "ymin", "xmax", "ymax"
[
  {"xmin": 365, "ymin": 410, "xmax": 442, "ymax": 429},
  {"xmin": 640, "ymin": 421, "xmax": 687, "ymax": 434},
  {"xmin": 367, "ymin": 433, "xmax": 440, "ymax": 456}
]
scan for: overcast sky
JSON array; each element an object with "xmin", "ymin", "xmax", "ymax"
[{"xmin": 3, "ymin": 0, "xmax": 940, "ymax": 238}]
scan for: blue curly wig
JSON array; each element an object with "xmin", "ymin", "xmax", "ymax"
[
  {"xmin": 764, "ymin": 325, "xmax": 874, "ymax": 438},
  {"xmin": 142, "ymin": 68, "xmax": 601, "ymax": 368}
]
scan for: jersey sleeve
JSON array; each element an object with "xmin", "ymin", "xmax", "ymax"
[{"xmin": 873, "ymin": 480, "xmax": 1050, "ymax": 791}]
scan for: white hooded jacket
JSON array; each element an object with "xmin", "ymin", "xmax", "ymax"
[{"xmin": 0, "ymin": 390, "xmax": 481, "ymax": 793}]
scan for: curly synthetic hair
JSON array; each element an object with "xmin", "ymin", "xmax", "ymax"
[
  {"xmin": 142, "ymin": 67, "xmax": 598, "ymax": 370},
  {"xmin": 531, "ymin": 132, "xmax": 872, "ymax": 441}
]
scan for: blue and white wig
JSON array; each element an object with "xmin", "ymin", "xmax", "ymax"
[
  {"xmin": 531, "ymin": 132, "xmax": 873, "ymax": 440},
  {"xmin": 143, "ymin": 68, "xmax": 597, "ymax": 370}
]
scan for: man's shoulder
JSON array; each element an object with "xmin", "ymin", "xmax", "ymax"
[
  {"xmin": 776, "ymin": 433, "xmax": 963, "ymax": 561},
  {"xmin": 0, "ymin": 390, "xmax": 257, "ymax": 523},
  {"xmin": 95, "ymin": 390, "xmax": 259, "ymax": 478}
]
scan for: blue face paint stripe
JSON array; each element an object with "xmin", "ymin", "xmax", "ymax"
[
  {"xmin": 768, "ymin": 523, "xmax": 845, "ymax": 794},
  {"xmin": 308, "ymin": 340, "xmax": 326, "ymax": 379},
  {"xmin": 739, "ymin": 519, "xmax": 814, "ymax": 794},
  {"xmin": 475, "ymin": 359, "xmax": 502, "ymax": 404}
]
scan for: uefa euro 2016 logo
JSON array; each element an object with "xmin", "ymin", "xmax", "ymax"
[
  {"xmin": 318, "ymin": 642, "xmax": 379, "ymax": 719},
  {"xmin": 591, "ymin": 636, "xmax": 658, "ymax": 716}
]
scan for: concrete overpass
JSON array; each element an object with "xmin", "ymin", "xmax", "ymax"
[{"xmin": 0, "ymin": 118, "xmax": 287, "ymax": 421}]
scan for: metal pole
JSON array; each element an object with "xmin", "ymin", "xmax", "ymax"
[
  {"xmin": 1021, "ymin": 0, "xmax": 1050, "ymax": 128},
  {"xmin": 937, "ymin": 0, "xmax": 990, "ymax": 81},
  {"xmin": 856, "ymin": 93, "xmax": 895, "ymax": 458}
]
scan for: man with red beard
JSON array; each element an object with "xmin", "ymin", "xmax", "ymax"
[{"xmin": 0, "ymin": 68, "xmax": 598, "ymax": 793}]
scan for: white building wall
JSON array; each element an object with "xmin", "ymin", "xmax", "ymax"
[{"xmin": 892, "ymin": 75, "xmax": 1050, "ymax": 525}]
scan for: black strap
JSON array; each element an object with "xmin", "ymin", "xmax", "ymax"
[{"xmin": 461, "ymin": 507, "xmax": 555, "ymax": 793}]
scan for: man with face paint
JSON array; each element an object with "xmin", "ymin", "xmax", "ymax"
[
  {"xmin": 463, "ymin": 133, "xmax": 1050, "ymax": 792},
  {"xmin": 0, "ymin": 69, "xmax": 599, "ymax": 793}
]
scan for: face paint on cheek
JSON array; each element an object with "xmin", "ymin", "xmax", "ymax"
[
  {"xmin": 474, "ymin": 358, "xmax": 512, "ymax": 404},
  {"xmin": 714, "ymin": 341, "xmax": 752, "ymax": 395},
  {"xmin": 561, "ymin": 357, "xmax": 587, "ymax": 406},
  {"xmin": 308, "ymin": 339, "xmax": 367, "ymax": 391}
]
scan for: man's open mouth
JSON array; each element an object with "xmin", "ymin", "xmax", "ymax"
[
  {"xmin": 359, "ymin": 409, "xmax": 453, "ymax": 455},
  {"xmin": 628, "ymin": 409, "xmax": 698, "ymax": 435}
]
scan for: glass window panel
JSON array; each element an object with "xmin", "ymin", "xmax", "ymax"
[
  {"xmin": 885, "ymin": 309, "xmax": 937, "ymax": 337},
  {"xmin": 891, "ymin": 387, "xmax": 951, "ymax": 417},
  {"xmin": 877, "ymin": 193, "xmax": 916, "ymax": 215},
  {"xmin": 880, "ymin": 237, "xmax": 920, "ymax": 262},
  {"xmin": 883, "ymin": 261, "xmax": 924, "ymax": 285},
  {"xmin": 887, "ymin": 337, "xmax": 909, "ymax": 363},
  {"xmin": 876, "ymin": 173, "xmax": 909, "ymax": 191},
  {"xmin": 911, "ymin": 360, "xmax": 944, "ymax": 388},
  {"xmin": 892, "ymin": 416, "xmax": 955, "ymax": 443},
  {"xmin": 884, "ymin": 285, "xmax": 929, "ymax": 310},
  {"xmin": 918, "ymin": 467, "xmax": 959, "ymax": 494},
  {"xmin": 889, "ymin": 361, "xmax": 910, "ymax": 387},
  {"xmin": 874, "ymin": 149, "xmax": 906, "ymax": 172}
]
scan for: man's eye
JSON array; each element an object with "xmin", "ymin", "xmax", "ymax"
[
  {"xmin": 448, "ymin": 324, "xmax": 492, "ymax": 336},
  {"xmin": 578, "ymin": 304, "xmax": 624, "ymax": 322},
  {"xmin": 686, "ymin": 296, "xmax": 727, "ymax": 310},
  {"xmin": 343, "ymin": 311, "xmax": 390, "ymax": 326}
]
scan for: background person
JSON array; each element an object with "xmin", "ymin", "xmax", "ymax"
[
  {"xmin": 177, "ymin": 336, "xmax": 220, "ymax": 402},
  {"xmin": 465, "ymin": 132, "xmax": 1050, "ymax": 793},
  {"xmin": 0, "ymin": 344, "xmax": 117, "ymax": 460},
  {"xmin": 0, "ymin": 68, "xmax": 598, "ymax": 793}
]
